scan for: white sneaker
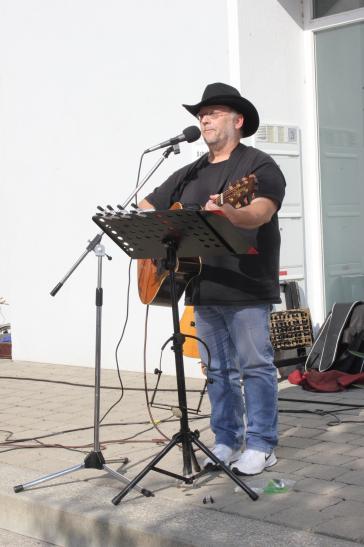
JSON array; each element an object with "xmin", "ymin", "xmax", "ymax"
[
  {"xmin": 232, "ymin": 448, "xmax": 277, "ymax": 476},
  {"xmin": 203, "ymin": 443, "xmax": 241, "ymax": 470}
]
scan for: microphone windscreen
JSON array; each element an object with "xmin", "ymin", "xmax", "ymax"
[{"xmin": 183, "ymin": 126, "xmax": 201, "ymax": 143}]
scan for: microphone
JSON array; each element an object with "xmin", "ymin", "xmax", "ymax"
[{"xmin": 145, "ymin": 126, "xmax": 201, "ymax": 153}]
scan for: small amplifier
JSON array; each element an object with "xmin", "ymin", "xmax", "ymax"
[{"xmin": 270, "ymin": 309, "xmax": 313, "ymax": 350}]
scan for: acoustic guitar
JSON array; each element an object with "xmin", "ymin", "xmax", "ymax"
[
  {"xmin": 180, "ymin": 305, "xmax": 200, "ymax": 359},
  {"xmin": 137, "ymin": 174, "xmax": 257, "ymax": 306}
]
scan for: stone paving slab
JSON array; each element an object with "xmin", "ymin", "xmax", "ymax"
[
  {"xmin": 0, "ymin": 462, "xmax": 358, "ymax": 547},
  {"xmin": 0, "ymin": 527, "xmax": 58, "ymax": 546},
  {"xmin": 0, "ymin": 360, "xmax": 364, "ymax": 546}
]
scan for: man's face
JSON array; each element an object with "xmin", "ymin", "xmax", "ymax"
[{"xmin": 197, "ymin": 105, "xmax": 244, "ymax": 146}]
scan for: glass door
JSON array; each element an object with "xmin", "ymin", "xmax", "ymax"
[{"xmin": 316, "ymin": 22, "xmax": 364, "ymax": 311}]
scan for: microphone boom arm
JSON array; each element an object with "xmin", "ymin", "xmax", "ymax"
[{"xmin": 120, "ymin": 144, "xmax": 179, "ymax": 210}]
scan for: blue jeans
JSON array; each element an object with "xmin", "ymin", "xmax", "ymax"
[{"xmin": 194, "ymin": 304, "xmax": 278, "ymax": 453}]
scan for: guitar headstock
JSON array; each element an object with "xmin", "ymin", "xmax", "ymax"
[{"xmin": 215, "ymin": 174, "xmax": 258, "ymax": 209}]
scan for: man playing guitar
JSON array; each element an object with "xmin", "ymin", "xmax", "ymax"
[{"xmin": 138, "ymin": 82, "xmax": 286, "ymax": 476}]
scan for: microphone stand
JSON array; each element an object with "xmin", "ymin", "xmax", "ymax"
[
  {"xmin": 121, "ymin": 143, "xmax": 180, "ymax": 209},
  {"xmin": 13, "ymin": 143, "xmax": 180, "ymax": 497}
]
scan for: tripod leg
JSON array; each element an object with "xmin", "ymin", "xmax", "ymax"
[
  {"xmin": 180, "ymin": 432, "xmax": 200, "ymax": 473},
  {"xmin": 85, "ymin": 451, "xmax": 153, "ymax": 497},
  {"xmin": 14, "ymin": 464, "xmax": 84, "ymax": 493},
  {"xmin": 103, "ymin": 465, "xmax": 153, "ymax": 497},
  {"xmin": 112, "ymin": 434, "xmax": 181, "ymax": 505},
  {"xmin": 192, "ymin": 436, "xmax": 258, "ymax": 501},
  {"xmin": 190, "ymin": 446, "xmax": 201, "ymax": 473},
  {"xmin": 14, "ymin": 454, "xmax": 153, "ymax": 497}
]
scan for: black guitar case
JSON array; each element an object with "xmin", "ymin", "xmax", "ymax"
[{"xmin": 305, "ymin": 301, "xmax": 364, "ymax": 373}]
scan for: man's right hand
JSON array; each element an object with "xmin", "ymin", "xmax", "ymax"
[{"xmin": 205, "ymin": 194, "xmax": 221, "ymax": 210}]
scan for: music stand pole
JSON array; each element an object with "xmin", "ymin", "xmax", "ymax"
[{"xmin": 14, "ymin": 242, "xmax": 152, "ymax": 497}]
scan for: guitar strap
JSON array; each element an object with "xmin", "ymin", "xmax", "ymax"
[
  {"xmin": 170, "ymin": 154, "xmax": 209, "ymax": 204},
  {"xmin": 216, "ymin": 143, "xmax": 247, "ymax": 194},
  {"xmin": 216, "ymin": 144, "xmax": 258, "ymax": 194}
]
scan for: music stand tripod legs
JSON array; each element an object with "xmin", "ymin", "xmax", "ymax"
[
  {"xmin": 14, "ymin": 243, "xmax": 152, "ymax": 498},
  {"xmin": 112, "ymin": 240, "xmax": 258, "ymax": 505}
]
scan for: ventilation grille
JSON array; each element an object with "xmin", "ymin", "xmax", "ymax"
[{"xmin": 256, "ymin": 125, "xmax": 298, "ymax": 145}]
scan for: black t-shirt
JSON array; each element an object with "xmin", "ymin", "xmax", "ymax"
[{"xmin": 146, "ymin": 144, "xmax": 286, "ymax": 306}]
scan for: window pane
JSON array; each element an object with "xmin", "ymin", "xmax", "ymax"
[
  {"xmin": 314, "ymin": 0, "xmax": 364, "ymax": 18},
  {"xmin": 316, "ymin": 22, "xmax": 364, "ymax": 312}
]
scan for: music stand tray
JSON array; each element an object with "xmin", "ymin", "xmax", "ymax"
[{"xmin": 93, "ymin": 208, "xmax": 258, "ymax": 504}]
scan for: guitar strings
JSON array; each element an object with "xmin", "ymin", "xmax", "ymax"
[{"xmin": 217, "ymin": 177, "xmax": 255, "ymax": 204}]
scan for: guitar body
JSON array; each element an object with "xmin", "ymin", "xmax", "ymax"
[
  {"xmin": 137, "ymin": 255, "xmax": 201, "ymax": 306},
  {"xmin": 137, "ymin": 174, "xmax": 257, "ymax": 306},
  {"xmin": 180, "ymin": 306, "xmax": 200, "ymax": 358},
  {"xmin": 137, "ymin": 202, "xmax": 202, "ymax": 306}
]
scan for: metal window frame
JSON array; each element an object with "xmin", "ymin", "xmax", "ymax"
[{"xmin": 304, "ymin": 1, "xmax": 364, "ymax": 30}]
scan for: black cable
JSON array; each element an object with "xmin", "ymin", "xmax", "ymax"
[
  {"xmin": 278, "ymin": 398, "xmax": 364, "ymax": 428},
  {"xmin": 0, "ymin": 420, "xmax": 169, "ymax": 445},
  {"xmin": 98, "ymin": 149, "xmax": 147, "ymax": 422},
  {"xmin": 0, "ymin": 420, "xmax": 175, "ymax": 455},
  {"xmin": 0, "ymin": 412, "xmax": 211, "ymax": 454},
  {"xmin": 0, "ymin": 375, "xmax": 202, "ymax": 393},
  {"xmin": 99, "ymin": 258, "xmax": 132, "ymax": 424},
  {"xmin": 0, "ymin": 412, "xmax": 211, "ymax": 451},
  {"xmin": 278, "ymin": 396, "xmax": 364, "ymax": 408},
  {"xmin": 159, "ymin": 333, "xmax": 211, "ymax": 372},
  {"xmin": 328, "ymin": 419, "xmax": 364, "ymax": 426},
  {"xmin": 143, "ymin": 306, "xmax": 171, "ymax": 441}
]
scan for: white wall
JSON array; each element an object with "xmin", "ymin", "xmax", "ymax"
[
  {"xmin": 237, "ymin": 1, "xmax": 306, "ymax": 126},
  {"xmin": 0, "ymin": 0, "xmax": 232, "ymax": 378},
  {"xmin": 0, "ymin": 0, "xmax": 314, "ymax": 376}
]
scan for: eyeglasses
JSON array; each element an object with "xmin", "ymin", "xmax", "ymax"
[{"xmin": 196, "ymin": 110, "xmax": 233, "ymax": 121}]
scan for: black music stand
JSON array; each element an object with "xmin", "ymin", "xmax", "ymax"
[{"xmin": 93, "ymin": 208, "xmax": 259, "ymax": 504}]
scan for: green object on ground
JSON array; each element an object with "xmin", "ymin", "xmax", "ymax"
[{"xmin": 263, "ymin": 479, "xmax": 289, "ymax": 494}]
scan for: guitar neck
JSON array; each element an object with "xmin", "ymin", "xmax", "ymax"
[{"xmin": 214, "ymin": 174, "xmax": 256, "ymax": 208}]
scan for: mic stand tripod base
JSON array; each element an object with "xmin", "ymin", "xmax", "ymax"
[{"xmin": 13, "ymin": 449, "xmax": 153, "ymax": 498}]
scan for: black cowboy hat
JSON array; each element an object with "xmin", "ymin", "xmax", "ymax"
[{"xmin": 182, "ymin": 82, "xmax": 259, "ymax": 137}]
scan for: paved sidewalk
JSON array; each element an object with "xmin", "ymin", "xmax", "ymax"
[
  {"xmin": 0, "ymin": 528, "xmax": 57, "ymax": 546},
  {"xmin": 0, "ymin": 359, "xmax": 363, "ymax": 546}
]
